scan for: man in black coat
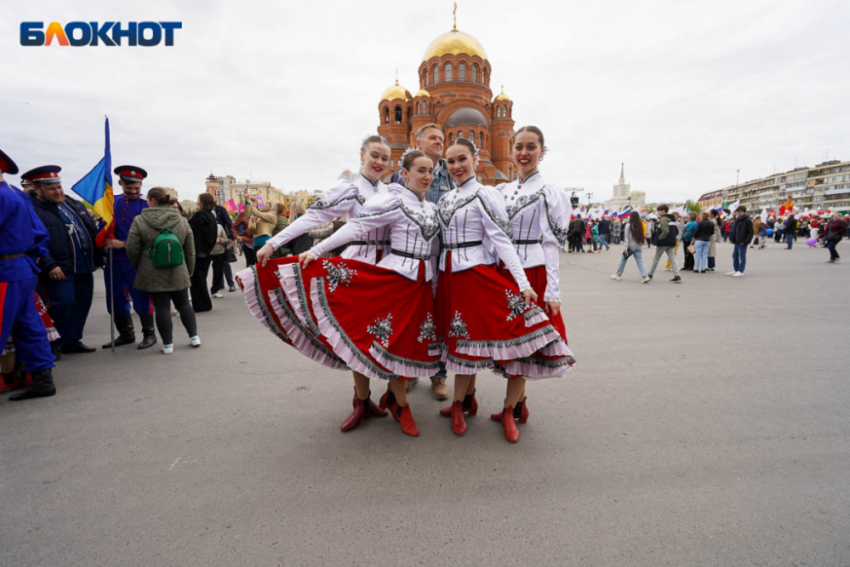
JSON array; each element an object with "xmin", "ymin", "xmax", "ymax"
[
  {"xmin": 597, "ymin": 217, "xmax": 611, "ymax": 251},
  {"xmin": 729, "ymin": 205, "xmax": 754, "ymax": 277},
  {"xmin": 26, "ymin": 166, "xmax": 101, "ymax": 354}
]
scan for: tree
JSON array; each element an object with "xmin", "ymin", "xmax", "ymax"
[{"xmin": 684, "ymin": 199, "xmax": 702, "ymax": 213}]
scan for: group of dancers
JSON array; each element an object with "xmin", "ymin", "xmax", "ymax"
[{"xmin": 236, "ymin": 125, "xmax": 574, "ymax": 442}]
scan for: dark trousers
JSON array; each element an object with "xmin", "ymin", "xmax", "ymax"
[
  {"xmin": 826, "ymin": 239, "xmax": 840, "ymax": 260},
  {"xmin": 683, "ymin": 240, "xmax": 694, "ymax": 270},
  {"xmin": 786, "ymin": 233, "xmax": 794, "ymax": 249},
  {"xmin": 708, "ymin": 256, "xmax": 716, "ymax": 269},
  {"xmin": 733, "ymin": 244, "xmax": 747, "ymax": 273},
  {"xmin": 210, "ymin": 254, "xmax": 225, "ymax": 293},
  {"xmin": 0, "ymin": 275, "xmax": 54, "ymax": 372},
  {"xmin": 43, "ymin": 272, "xmax": 94, "ymax": 351},
  {"xmin": 242, "ymin": 244, "xmax": 257, "ymax": 267},
  {"xmin": 190, "ymin": 256, "xmax": 213, "ymax": 313},
  {"xmin": 151, "ymin": 289, "xmax": 197, "ymax": 345}
]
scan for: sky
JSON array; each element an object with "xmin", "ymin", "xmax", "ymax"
[{"xmin": 3, "ymin": 0, "xmax": 848, "ymax": 205}]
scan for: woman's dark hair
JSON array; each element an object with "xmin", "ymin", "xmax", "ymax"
[
  {"xmin": 361, "ymin": 135, "xmax": 389, "ymax": 152},
  {"xmin": 147, "ymin": 187, "xmax": 176, "ymax": 207},
  {"xmin": 402, "ymin": 150, "xmax": 427, "ymax": 171},
  {"xmin": 629, "ymin": 211, "xmax": 645, "ymax": 245},
  {"xmin": 198, "ymin": 193, "xmax": 215, "ymax": 212},
  {"xmin": 710, "ymin": 209, "xmax": 718, "ymax": 218},
  {"xmin": 447, "ymin": 137, "xmax": 476, "ymax": 157},
  {"xmin": 276, "ymin": 203, "xmax": 286, "ymax": 215},
  {"xmin": 515, "ymin": 125, "xmax": 544, "ymax": 147}
]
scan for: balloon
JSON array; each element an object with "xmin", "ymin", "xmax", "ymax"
[
  {"xmin": 806, "ymin": 238, "xmax": 818, "ymax": 247},
  {"xmin": 766, "ymin": 229, "xmax": 774, "ymax": 235}
]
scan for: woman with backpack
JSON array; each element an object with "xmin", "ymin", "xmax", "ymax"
[
  {"xmin": 125, "ymin": 187, "xmax": 200, "ymax": 354},
  {"xmin": 188, "ymin": 193, "xmax": 218, "ymax": 313}
]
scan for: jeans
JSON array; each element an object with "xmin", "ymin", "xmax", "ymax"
[
  {"xmin": 431, "ymin": 361, "xmax": 447, "ymax": 381},
  {"xmin": 694, "ymin": 240, "xmax": 710, "ymax": 271},
  {"xmin": 649, "ymin": 246, "xmax": 679, "ymax": 276},
  {"xmin": 43, "ymin": 272, "xmax": 94, "ymax": 351},
  {"xmin": 616, "ymin": 246, "xmax": 648, "ymax": 277},
  {"xmin": 786, "ymin": 233, "xmax": 794, "ymax": 249},
  {"xmin": 733, "ymin": 244, "xmax": 747, "ymax": 273},
  {"xmin": 151, "ymin": 289, "xmax": 197, "ymax": 345},
  {"xmin": 599, "ymin": 235, "xmax": 610, "ymax": 250},
  {"xmin": 826, "ymin": 238, "xmax": 840, "ymax": 260}
]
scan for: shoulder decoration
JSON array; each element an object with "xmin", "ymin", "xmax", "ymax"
[
  {"xmin": 542, "ymin": 184, "xmax": 572, "ymax": 247},
  {"xmin": 310, "ymin": 181, "xmax": 363, "ymax": 211}
]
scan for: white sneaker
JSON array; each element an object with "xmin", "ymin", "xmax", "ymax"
[
  {"xmin": 190, "ymin": 336, "xmax": 202, "ymax": 347},
  {"xmin": 162, "ymin": 344, "xmax": 174, "ymax": 354},
  {"xmin": 726, "ymin": 271, "xmax": 736, "ymax": 275},
  {"xmin": 212, "ymin": 293, "xmax": 224, "ymax": 299},
  {"xmin": 732, "ymin": 271, "xmax": 744, "ymax": 277},
  {"xmin": 611, "ymin": 274, "xmax": 622, "ymax": 281}
]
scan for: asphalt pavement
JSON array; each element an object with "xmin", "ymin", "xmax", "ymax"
[{"xmin": 2, "ymin": 240, "xmax": 848, "ymax": 567}]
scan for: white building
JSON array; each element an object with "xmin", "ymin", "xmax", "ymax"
[{"xmin": 605, "ymin": 163, "xmax": 645, "ymax": 213}]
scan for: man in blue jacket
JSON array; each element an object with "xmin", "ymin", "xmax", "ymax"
[
  {"xmin": 25, "ymin": 166, "xmax": 101, "ymax": 355},
  {"xmin": 729, "ymin": 205, "xmax": 754, "ymax": 277},
  {"xmin": 0, "ymin": 149, "xmax": 57, "ymax": 400}
]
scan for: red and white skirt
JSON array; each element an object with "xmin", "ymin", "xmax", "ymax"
[
  {"xmin": 278, "ymin": 258, "xmax": 438, "ymax": 381},
  {"xmin": 496, "ymin": 263, "xmax": 575, "ymax": 379},
  {"xmin": 235, "ymin": 258, "xmax": 347, "ymax": 370},
  {"xmin": 435, "ymin": 251, "xmax": 564, "ymax": 377},
  {"xmin": 3, "ymin": 292, "xmax": 59, "ymax": 356}
]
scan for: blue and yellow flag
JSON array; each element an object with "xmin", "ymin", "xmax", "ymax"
[{"xmin": 71, "ymin": 118, "xmax": 113, "ymax": 245}]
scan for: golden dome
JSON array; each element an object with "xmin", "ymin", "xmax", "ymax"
[
  {"xmin": 494, "ymin": 86, "xmax": 511, "ymax": 101},
  {"xmin": 380, "ymin": 80, "xmax": 412, "ymax": 101},
  {"xmin": 422, "ymin": 29, "xmax": 488, "ymax": 62},
  {"xmin": 414, "ymin": 89, "xmax": 431, "ymax": 98}
]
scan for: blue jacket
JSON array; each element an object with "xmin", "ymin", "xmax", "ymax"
[
  {"xmin": 29, "ymin": 192, "xmax": 101, "ymax": 275},
  {"xmin": 0, "ymin": 182, "xmax": 49, "ymax": 282}
]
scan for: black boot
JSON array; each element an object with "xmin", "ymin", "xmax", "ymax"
[
  {"xmin": 9, "ymin": 368, "xmax": 56, "ymax": 401},
  {"xmin": 102, "ymin": 314, "xmax": 136, "ymax": 349},
  {"xmin": 137, "ymin": 314, "xmax": 158, "ymax": 350}
]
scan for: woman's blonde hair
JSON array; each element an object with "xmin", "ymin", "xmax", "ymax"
[{"xmin": 290, "ymin": 200, "xmax": 306, "ymax": 216}]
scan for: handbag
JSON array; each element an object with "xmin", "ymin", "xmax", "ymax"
[
  {"xmin": 687, "ymin": 243, "xmax": 696, "ymax": 254},
  {"xmin": 247, "ymin": 215, "xmax": 257, "ymax": 232},
  {"xmin": 224, "ymin": 243, "xmax": 237, "ymax": 263},
  {"xmin": 622, "ymin": 248, "xmax": 634, "ymax": 260}
]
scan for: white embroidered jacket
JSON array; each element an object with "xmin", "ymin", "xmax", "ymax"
[
  {"xmin": 267, "ymin": 174, "xmax": 389, "ymax": 264},
  {"xmin": 310, "ymin": 184, "xmax": 440, "ymax": 282},
  {"xmin": 437, "ymin": 177, "xmax": 531, "ymax": 292},
  {"xmin": 496, "ymin": 173, "xmax": 572, "ymax": 303}
]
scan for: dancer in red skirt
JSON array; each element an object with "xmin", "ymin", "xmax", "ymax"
[
  {"xmin": 236, "ymin": 136, "xmax": 394, "ymax": 427},
  {"xmin": 288, "ymin": 150, "xmax": 440, "ymax": 436},
  {"xmin": 435, "ymin": 138, "xmax": 565, "ymax": 441}
]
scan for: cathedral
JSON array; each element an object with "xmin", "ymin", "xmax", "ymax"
[{"xmin": 377, "ymin": 15, "xmax": 515, "ymax": 185}]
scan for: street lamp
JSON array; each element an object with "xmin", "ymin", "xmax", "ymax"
[{"xmin": 585, "ymin": 192, "xmax": 593, "ymax": 206}]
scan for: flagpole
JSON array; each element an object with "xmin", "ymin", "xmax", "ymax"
[{"xmin": 109, "ymin": 248, "xmax": 115, "ymax": 353}]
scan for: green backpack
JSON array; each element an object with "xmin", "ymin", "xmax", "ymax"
[{"xmin": 148, "ymin": 227, "xmax": 184, "ymax": 267}]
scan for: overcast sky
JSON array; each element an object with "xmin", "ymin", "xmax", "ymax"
[{"xmin": 3, "ymin": 0, "xmax": 848, "ymax": 204}]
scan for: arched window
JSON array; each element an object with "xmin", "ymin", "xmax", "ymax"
[
  {"xmin": 479, "ymin": 132, "xmax": 484, "ymax": 148},
  {"xmin": 449, "ymin": 133, "xmax": 454, "ymax": 144},
  {"xmin": 384, "ymin": 107, "xmax": 389, "ymax": 124},
  {"xmin": 424, "ymin": 70, "xmax": 428, "ymax": 85},
  {"xmin": 497, "ymin": 106, "xmax": 502, "ymax": 118},
  {"xmin": 472, "ymin": 65, "xmax": 478, "ymax": 82},
  {"xmin": 459, "ymin": 63, "xmax": 466, "ymax": 81},
  {"xmin": 433, "ymin": 65, "xmax": 438, "ymax": 83},
  {"xmin": 458, "ymin": 131, "xmax": 464, "ymax": 139},
  {"xmin": 395, "ymin": 106, "xmax": 402, "ymax": 123},
  {"xmin": 469, "ymin": 130, "xmax": 475, "ymax": 143},
  {"xmin": 503, "ymin": 105, "xmax": 508, "ymax": 117},
  {"xmin": 482, "ymin": 68, "xmax": 486, "ymax": 85},
  {"xmin": 407, "ymin": 108, "xmax": 412, "ymax": 124},
  {"xmin": 445, "ymin": 63, "xmax": 452, "ymax": 81}
]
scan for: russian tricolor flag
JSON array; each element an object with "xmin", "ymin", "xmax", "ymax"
[{"xmin": 618, "ymin": 207, "xmax": 631, "ymax": 219}]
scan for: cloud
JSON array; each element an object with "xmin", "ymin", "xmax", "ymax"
[{"xmin": 2, "ymin": 0, "xmax": 848, "ymax": 204}]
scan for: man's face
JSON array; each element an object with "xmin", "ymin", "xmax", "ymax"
[
  {"xmin": 120, "ymin": 179, "xmax": 142, "ymax": 201},
  {"xmin": 39, "ymin": 182, "xmax": 64, "ymax": 204},
  {"xmin": 415, "ymin": 128, "xmax": 444, "ymax": 163}
]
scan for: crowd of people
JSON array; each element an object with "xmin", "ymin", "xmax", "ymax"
[{"xmin": 0, "ymin": 148, "xmax": 332, "ymax": 402}]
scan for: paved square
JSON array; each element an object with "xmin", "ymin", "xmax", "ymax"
[{"xmin": 2, "ymin": 241, "xmax": 848, "ymax": 566}]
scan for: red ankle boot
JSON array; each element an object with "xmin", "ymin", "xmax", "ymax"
[
  {"xmin": 340, "ymin": 390, "xmax": 386, "ymax": 432},
  {"xmin": 439, "ymin": 391, "xmax": 478, "ymax": 417},
  {"xmin": 501, "ymin": 406, "xmax": 520, "ymax": 443},
  {"xmin": 0, "ymin": 372, "xmax": 20, "ymax": 394},
  {"xmin": 451, "ymin": 401, "xmax": 467, "ymax": 436},
  {"xmin": 395, "ymin": 404, "xmax": 420, "ymax": 437},
  {"xmin": 491, "ymin": 397, "xmax": 529, "ymax": 423}
]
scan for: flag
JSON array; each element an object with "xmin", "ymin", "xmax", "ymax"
[
  {"xmin": 223, "ymin": 199, "xmax": 237, "ymax": 213},
  {"xmin": 72, "ymin": 118, "xmax": 113, "ymax": 247},
  {"xmin": 760, "ymin": 209, "xmax": 768, "ymax": 224},
  {"xmin": 618, "ymin": 207, "xmax": 631, "ymax": 219},
  {"xmin": 639, "ymin": 208, "xmax": 648, "ymax": 218},
  {"xmin": 729, "ymin": 200, "xmax": 740, "ymax": 213}
]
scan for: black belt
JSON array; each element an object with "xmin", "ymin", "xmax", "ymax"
[
  {"xmin": 0, "ymin": 253, "xmax": 24, "ymax": 261},
  {"xmin": 391, "ymin": 249, "xmax": 429, "ymax": 261},
  {"xmin": 443, "ymin": 241, "xmax": 483, "ymax": 249},
  {"xmin": 350, "ymin": 240, "xmax": 390, "ymax": 246},
  {"xmin": 512, "ymin": 239, "xmax": 540, "ymax": 245}
]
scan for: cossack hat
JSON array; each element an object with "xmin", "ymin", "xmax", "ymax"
[
  {"xmin": 0, "ymin": 147, "xmax": 19, "ymax": 175},
  {"xmin": 21, "ymin": 165, "xmax": 62, "ymax": 184},
  {"xmin": 114, "ymin": 165, "xmax": 148, "ymax": 183}
]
